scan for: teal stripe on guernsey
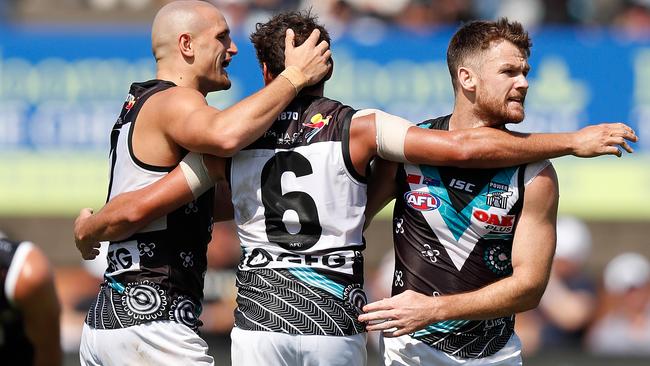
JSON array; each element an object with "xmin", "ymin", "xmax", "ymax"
[
  {"xmin": 288, "ymin": 267, "xmax": 345, "ymax": 299},
  {"xmin": 412, "ymin": 319, "xmax": 471, "ymax": 336},
  {"xmin": 419, "ymin": 166, "xmax": 518, "ymax": 242}
]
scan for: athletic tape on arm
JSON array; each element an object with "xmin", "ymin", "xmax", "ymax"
[
  {"xmin": 180, "ymin": 152, "xmax": 214, "ymax": 199},
  {"xmin": 353, "ymin": 109, "xmax": 414, "ymax": 163}
]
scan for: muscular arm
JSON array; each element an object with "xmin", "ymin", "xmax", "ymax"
[
  {"xmin": 364, "ymin": 158, "xmax": 398, "ymax": 229},
  {"xmin": 163, "ymin": 30, "xmax": 331, "ymax": 157},
  {"xmin": 348, "ymin": 111, "xmax": 636, "ymax": 175},
  {"xmin": 14, "ymin": 246, "xmax": 62, "ymax": 366},
  {"xmin": 359, "ymin": 165, "xmax": 559, "ymax": 337},
  {"xmin": 75, "ymin": 156, "xmax": 228, "ymax": 259}
]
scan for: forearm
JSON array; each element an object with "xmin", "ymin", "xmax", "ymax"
[
  {"xmin": 435, "ymin": 275, "xmax": 545, "ymax": 321},
  {"xmin": 443, "ymin": 129, "xmax": 575, "ymax": 168},
  {"xmin": 203, "ymin": 75, "xmax": 302, "ymax": 156},
  {"xmin": 459, "ymin": 129, "xmax": 575, "ymax": 168},
  {"xmin": 76, "ymin": 196, "xmax": 147, "ymax": 242}
]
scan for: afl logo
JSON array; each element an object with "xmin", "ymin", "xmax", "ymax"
[{"xmin": 404, "ymin": 191, "xmax": 441, "ymax": 211}]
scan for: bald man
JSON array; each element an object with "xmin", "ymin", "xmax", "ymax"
[{"xmin": 77, "ymin": 1, "xmax": 332, "ymax": 365}]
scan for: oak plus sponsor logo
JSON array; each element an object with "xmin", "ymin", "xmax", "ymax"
[
  {"xmin": 404, "ymin": 191, "xmax": 441, "ymax": 211},
  {"xmin": 471, "ymin": 208, "xmax": 515, "ymax": 233}
]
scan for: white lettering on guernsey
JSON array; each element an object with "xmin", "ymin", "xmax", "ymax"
[
  {"xmin": 106, "ymin": 240, "xmax": 141, "ymax": 276},
  {"xmin": 449, "ymin": 178, "xmax": 476, "ymax": 193},
  {"xmin": 242, "ymin": 247, "xmax": 357, "ymax": 274},
  {"xmin": 276, "ymin": 111, "xmax": 299, "ymax": 121}
]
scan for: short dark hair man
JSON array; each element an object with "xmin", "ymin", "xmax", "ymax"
[{"xmin": 359, "ymin": 18, "xmax": 593, "ymax": 365}]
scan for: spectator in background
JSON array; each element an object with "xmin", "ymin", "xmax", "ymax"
[
  {"xmin": 516, "ymin": 216, "xmax": 597, "ymax": 354},
  {"xmin": 0, "ymin": 235, "xmax": 62, "ymax": 366},
  {"xmin": 587, "ymin": 252, "xmax": 650, "ymax": 356}
]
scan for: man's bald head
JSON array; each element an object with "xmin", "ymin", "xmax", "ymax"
[{"xmin": 151, "ymin": 0, "xmax": 225, "ymax": 62}]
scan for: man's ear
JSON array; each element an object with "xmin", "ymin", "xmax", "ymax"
[
  {"xmin": 323, "ymin": 57, "xmax": 334, "ymax": 82},
  {"xmin": 179, "ymin": 33, "xmax": 194, "ymax": 58},
  {"xmin": 262, "ymin": 63, "xmax": 275, "ymax": 85},
  {"xmin": 458, "ymin": 66, "xmax": 477, "ymax": 92}
]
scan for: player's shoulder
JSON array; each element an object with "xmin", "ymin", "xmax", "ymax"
[
  {"xmin": 13, "ymin": 243, "xmax": 54, "ymax": 305},
  {"xmin": 417, "ymin": 114, "xmax": 450, "ymax": 131},
  {"xmin": 524, "ymin": 159, "xmax": 556, "ymax": 187},
  {"xmin": 154, "ymin": 86, "xmax": 208, "ymax": 108},
  {"xmin": 148, "ymin": 86, "xmax": 212, "ymax": 118}
]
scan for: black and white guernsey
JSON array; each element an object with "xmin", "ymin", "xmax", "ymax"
[
  {"xmin": 85, "ymin": 80, "xmax": 215, "ymax": 333},
  {"xmin": 229, "ymin": 96, "xmax": 367, "ymax": 336}
]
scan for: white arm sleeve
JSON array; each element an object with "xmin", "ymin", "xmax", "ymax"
[
  {"xmin": 180, "ymin": 152, "xmax": 215, "ymax": 199},
  {"xmin": 353, "ymin": 109, "xmax": 414, "ymax": 163}
]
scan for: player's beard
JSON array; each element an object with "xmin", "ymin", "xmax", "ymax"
[{"xmin": 475, "ymin": 89, "xmax": 525, "ymax": 126}]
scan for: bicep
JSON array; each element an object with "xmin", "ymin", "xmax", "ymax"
[
  {"xmin": 157, "ymin": 90, "xmax": 225, "ymax": 154},
  {"xmin": 365, "ymin": 158, "xmax": 398, "ymax": 225},
  {"xmin": 511, "ymin": 165, "xmax": 559, "ymax": 284}
]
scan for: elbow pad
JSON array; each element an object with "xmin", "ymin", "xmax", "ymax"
[
  {"xmin": 354, "ymin": 109, "xmax": 414, "ymax": 163},
  {"xmin": 180, "ymin": 152, "xmax": 214, "ymax": 199}
]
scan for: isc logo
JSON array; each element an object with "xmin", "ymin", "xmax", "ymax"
[{"xmin": 404, "ymin": 191, "xmax": 441, "ymax": 211}]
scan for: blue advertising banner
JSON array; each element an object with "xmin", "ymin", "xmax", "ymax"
[{"xmin": 0, "ymin": 25, "xmax": 648, "ymax": 217}]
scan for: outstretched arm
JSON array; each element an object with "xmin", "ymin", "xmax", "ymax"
[
  {"xmin": 359, "ymin": 165, "xmax": 559, "ymax": 336},
  {"xmin": 405, "ymin": 124, "xmax": 635, "ymax": 167},
  {"xmin": 349, "ymin": 110, "xmax": 637, "ymax": 171},
  {"xmin": 164, "ymin": 29, "xmax": 332, "ymax": 157},
  {"xmin": 75, "ymin": 155, "xmax": 228, "ymax": 260}
]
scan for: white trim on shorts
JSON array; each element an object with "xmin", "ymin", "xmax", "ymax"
[
  {"xmin": 380, "ymin": 332, "xmax": 522, "ymax": 366},
  {"xmin": 80, "ymin": 321, "xmax": 214, "ymax": 366},
  {"xmin": 231, "ymin": 327, "xmax": 367, "ymax": 366}
]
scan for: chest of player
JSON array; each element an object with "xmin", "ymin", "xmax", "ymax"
[{"xmin": 399, "ymin": 164, "xmax": 524, "ymax": 242}]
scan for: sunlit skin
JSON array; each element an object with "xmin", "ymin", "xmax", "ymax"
[
  {"xmin": 192, "ymin": 12, "xmax": 238, "ymax": 93},
  {"xmin": 455, "ymin": 40, "xmax": 531, "ymax": 129},
  {"xmin": 152, "ymin": 0, "xmax": 239, "ymax": 95}
]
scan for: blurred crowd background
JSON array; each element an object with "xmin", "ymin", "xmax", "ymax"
[
  {"xmin": 7, "ymin": 0, "xmax": 650, "ymax": 30},
  {"xmin": 1, "ymin": 0, "xmax": 650, "ymax": 365}
]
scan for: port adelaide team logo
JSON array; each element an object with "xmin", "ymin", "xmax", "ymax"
[{"xmin": 404, "ymin": 191, "xmax": 441, "ymax": 211}]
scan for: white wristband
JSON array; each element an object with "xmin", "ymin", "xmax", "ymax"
[{"xmin": 180, "ymin": 152, "xmax": 214, "ymax": 199}]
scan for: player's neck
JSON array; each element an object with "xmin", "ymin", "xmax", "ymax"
[
  {"xmin": 156, "ymin": 68, "xmax": 204, "ymax": 95},
  {"xmin": 298, "ymin": 85, "xmax": 324, "ymax": 98},
  {"xmin": 449, "ymin": 105, "xmax": 492, "ymax": 131}
]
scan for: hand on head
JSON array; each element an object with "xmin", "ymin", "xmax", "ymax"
[{"xmin": 284, "ymin": 28, "xmax": 332, "ymax": 87}]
